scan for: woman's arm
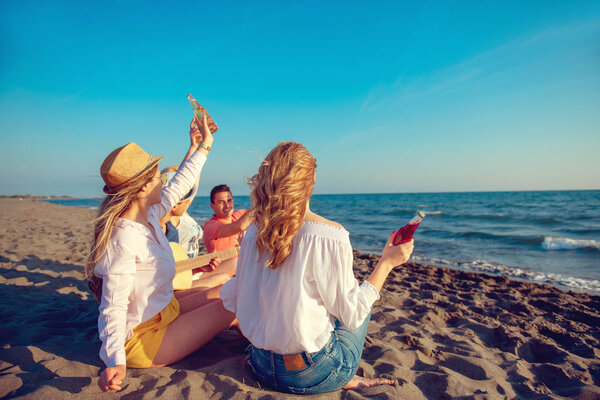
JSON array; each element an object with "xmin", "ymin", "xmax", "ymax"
[
  {"xmin": 314, "ymin": 233, "xmax": 413, "ymax": 330},
  {"xmin": 95, "ymin": 242, "xmax": 136, "ymax": 392},
  {"xmin": 192, "ymin": 115, "xmax": 213, "ymax": 158},
  {"xmin": 178, "ymin": 116, "xmax": 206, "ymax": 168},
  {"xmin": 154, "ymin": 116, "xmax": 215, "ymax": 218},
  {"xmin": 367, "ymin": 234, "xmax": 414, "ymax": 291},
  {"xmin": 313, "ymin": 236, "xmax": 374, "ymax": 330}
]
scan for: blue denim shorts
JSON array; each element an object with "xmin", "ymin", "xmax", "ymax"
[{"xmin": 248, "ymin": 314, "xmax": 371, "ymax": 395}]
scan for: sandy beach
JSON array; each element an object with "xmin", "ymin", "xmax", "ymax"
[{"xmin": 1, "ymin": 198, "xmax": 599, "ymax": 399}]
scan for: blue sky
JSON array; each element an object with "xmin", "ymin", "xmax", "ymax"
[{"xmin": 1, "ymin": 0, "xmax": 599, "ymax": 197}]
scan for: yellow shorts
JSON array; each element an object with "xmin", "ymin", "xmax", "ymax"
[{"xmin": 125, "ymin": 296, "xmax": 180, "ymax": 368}]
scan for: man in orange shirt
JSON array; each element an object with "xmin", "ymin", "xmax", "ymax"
[{"xmin": 203, "ymin": 184, "xmax": 253, "ymax": 253}]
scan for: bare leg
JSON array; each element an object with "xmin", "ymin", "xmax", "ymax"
[
  {"xmin": 191, "ymin": 272, "xmax": 231, "ymax": 288},
  {"xmin": 189, "ymin": 257, "xmax": 237, "ymax": 288},
  {"xmin": 174, "ymin": 284, "xmax": 222, "ymax": 306},
  {"xmin": 176, "ymin": 285, "xmax": 222, "ymax": 313},
  {"xmin": 174, "ymin": 286, "xmax": 211, "ymax": 301},
  {"xmin": 213, "ymin": 256, "xmax": 237, "ymax": 277},
  {"xmin": 151, "ymin": 298, "xmax": 235, "ymax": 367},
  {"xmin": 342, "ymin": 376, "xmax": 395, "ymax": 390}
]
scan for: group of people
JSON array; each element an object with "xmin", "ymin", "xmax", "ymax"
[{"xmin": 89, "ymin": 114, "xmax": 414, "ymax": 395}]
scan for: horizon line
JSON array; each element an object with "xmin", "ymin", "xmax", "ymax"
[{"xmin": 4, "ymin": 187, "xmax": 599, "ymax": 200}]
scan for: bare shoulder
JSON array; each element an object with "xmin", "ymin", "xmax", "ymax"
[{"xmin": 304, "ymin": 211, "xmax": 345, "ymax": 229}]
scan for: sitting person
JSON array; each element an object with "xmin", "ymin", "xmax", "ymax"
[
  {"xmin": 203, "ymin": 184, "xmax": 253, "ymax": 253},
  {"xmin": 160, "ymin": 168, "xmax": 236, "ymax": 288},
  {"xmin": 220, "ymin": 142, "xmax": 414, "ymax": 394},
  {"xmin": 87, "ymin": 116, "xmax": 235, "ymax": 393},
  {"xmin": 160, "ymin": 165, "xmax": 203, "ymax": 258}
]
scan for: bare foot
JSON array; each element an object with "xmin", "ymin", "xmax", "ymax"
[{"xmin": 342, "ymin": 375, "xmax": 395, "ymax": 390}]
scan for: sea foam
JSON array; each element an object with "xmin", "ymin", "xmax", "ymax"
[
  {"xmin": 541, "ymin": 236, "xmax": 600, "ymax": 251},
  {"xmin": 411, "ymin": 256, "xmax": 600, "ymax": 293},
  {"xmin": 424, "ymin": 210, "xmax": 443, "ymax": 216}
]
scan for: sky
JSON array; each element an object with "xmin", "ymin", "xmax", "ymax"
[{"xmin": 1, "ymin": 0, "xmax": 599, "ymax": 197}]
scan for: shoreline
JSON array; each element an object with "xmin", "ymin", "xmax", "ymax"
[
  {"xmin": 40, "ymin": 196, "xmax": 600, "ymax": 296},
  {"xmin": 0, "ymin": 195, "xmax": 79, "ymax": 200},
  {"xmin": 1, "ymin": 198, "xmax": 599, "ymax": 399}
]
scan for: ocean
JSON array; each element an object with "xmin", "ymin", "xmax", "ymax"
[{"xmin": 47, "ymin": 190, "xmax": 600, "ymax": 294}]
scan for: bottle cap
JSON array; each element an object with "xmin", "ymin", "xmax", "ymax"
[{"xmin": 417, "ymin": 211, "xmax": 426, "ymax": 218}]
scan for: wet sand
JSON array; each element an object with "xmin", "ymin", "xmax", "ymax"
[{"xmin": 1, "ymin": 198, "xmax": 599, "ymax": 399}]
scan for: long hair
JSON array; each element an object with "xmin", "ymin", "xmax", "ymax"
[
  {"xmin": 248, "ymin": 142, "xmax": 316, "ymax": 269},
  {"xmin": 86, "ymin": 166, "xmax": 158, "ymax": 301}
]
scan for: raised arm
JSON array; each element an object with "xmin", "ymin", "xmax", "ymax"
[
  {"xmin": 179, "ymin": 116, "xmax": 208, "ymax": 168},
  {"xmin": 153, "ymin": 116, "xmax": 214, "ymax": 219},
  {"xmin": 177, "ymin": 116, "xmax": 210, "ymax": 200}
]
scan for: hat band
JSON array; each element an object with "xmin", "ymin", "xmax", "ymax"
[{"xmin": 103, "ymin": 158, "xmax": 160, "ymax": 195}]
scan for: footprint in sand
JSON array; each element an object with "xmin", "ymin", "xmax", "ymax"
[{"xmin": 517, "ymin": 338, "xmax": 568, "ymax": 364}]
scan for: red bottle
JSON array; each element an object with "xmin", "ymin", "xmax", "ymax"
[
  {"xmin": 393, "ymin": 211, "xmax": 425, "ymax": 245},
  {"xmin": 187, "ymin": 94, "xmax": 218, "ymax": 134}
]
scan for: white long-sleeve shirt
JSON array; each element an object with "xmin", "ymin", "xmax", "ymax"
[
  {"xmin": 94, "ymin": 151, "xmax": 207, "ymax": 367},
  {"xmin": 220, "ymin": 221, "xmax": 380, "ymax": 355}
]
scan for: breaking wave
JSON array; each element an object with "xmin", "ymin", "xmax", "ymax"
[
  {"xmin": 541, "ymin": 236, "xmax": 600, "ymax": 252},
  {"xmin": 411, "ymin": 256, "xmax": 600, "ymax": 293}
]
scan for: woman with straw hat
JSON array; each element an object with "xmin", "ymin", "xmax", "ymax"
[{"xmin": 87, "ymin": 116, "xmax": 235, "ymax": 392}]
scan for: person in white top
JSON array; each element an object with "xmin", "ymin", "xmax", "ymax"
[
  {"xmin": 87, "ymin": 116, "xmax": 235, "ymax": 393},
  {"xmin": 220, "ymin": 142, "xmax": 415, "ymax": 394}
]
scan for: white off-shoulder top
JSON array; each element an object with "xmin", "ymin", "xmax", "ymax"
[{"xmin": 220, "ymin": 221, "xmax": 380, "ymax": 355}]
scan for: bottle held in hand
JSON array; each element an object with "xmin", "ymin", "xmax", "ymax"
[
  {"xmin": 393, "ymin": 211, "xmax": 425, "ymax": 245},
  {"xmin": 187, "ymin": 94, "xmax": 218, "ymax": 134}
]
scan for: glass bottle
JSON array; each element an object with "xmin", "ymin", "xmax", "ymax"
[
  {"xmin": 187, "ymin": 94, "xmax": 218, "ymax": 134},
  {"xmin": 393, "ymin": 211, "xmax": 426, "ymax": 245}
]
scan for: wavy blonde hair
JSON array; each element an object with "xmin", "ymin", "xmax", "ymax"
[
  {"xmin": 248, "ymin": 142, "xmax": 317, "ymax": 269},
  {"xmin": 86, "ymin": 166, "xmax": 158, "ymax": 301}
]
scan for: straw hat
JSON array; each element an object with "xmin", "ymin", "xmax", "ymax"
[{"xmin": 101, "ymin": 142, "xmax": 163, "ymax": 194}]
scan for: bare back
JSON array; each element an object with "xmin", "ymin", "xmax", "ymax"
[{"xmin": 303, "ymin": 210, "xmax": 345, "ymax": 230}]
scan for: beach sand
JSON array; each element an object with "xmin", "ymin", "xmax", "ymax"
[{"xmin": 1, "ymin": 198, "xmax": 599, "ymax": 399}]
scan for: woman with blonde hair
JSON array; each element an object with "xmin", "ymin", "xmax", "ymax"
[
  {"xmin": 87, "ymin": 116, "xmax": 234, "ymax": 393},
  {"xmin": 220, "ymin": 142, "xmax": 415, "ymax": 394}
]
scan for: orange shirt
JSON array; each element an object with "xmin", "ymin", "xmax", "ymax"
[{"xmin": 203, "ymin": 209, "xmax": 247, "ymax": 253}]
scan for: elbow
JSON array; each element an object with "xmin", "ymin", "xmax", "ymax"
[
  {"xmin": 339, "ymin": 305, "xmax": 372, "ymax": 331},
  {"xmin": 344, "ymin": 311, "xmax": 371, "ymax": 330}
]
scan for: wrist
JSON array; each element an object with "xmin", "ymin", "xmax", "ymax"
[
  {"xmin": 375, "ymin": 259, "xmax": 394, "ymax": 272},
  {"xmin": 197, "ymin": 143, "xmax": 211, "ymax": 152}
]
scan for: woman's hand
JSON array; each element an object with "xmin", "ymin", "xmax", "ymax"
[
  {"xmin": 367, "ymin": 234, "xmax": 415, "ymax": 292},
  {"xmin": 380, "ymin": 233, "xmax": 414, "ymax": 268},
  {"xmin": 189, "ymin": 117, "xmax": 203, "ymax": 147},
  {"xmin": 98, "ymin": 364, "xmax": 126, "ymax": 392},
  {"xmin": 191, "ymin": 115, "xmax": 214, "ymax": 153}
]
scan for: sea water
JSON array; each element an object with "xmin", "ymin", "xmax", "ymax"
[{"xmin": 48, "ymin": 190, "xmax": 600, "ymax": 293}]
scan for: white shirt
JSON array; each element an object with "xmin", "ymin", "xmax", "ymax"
[
  {"xmin": 220, "ymin": 221, "xmax": 380, "ymax": 355},
  {"xmin": 95, "ymin": 151, "xmax": 207, "ymax": 367},
  {"xmin": 177, "ymin": 212, "xmax": 203, "ymax": 258}
]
